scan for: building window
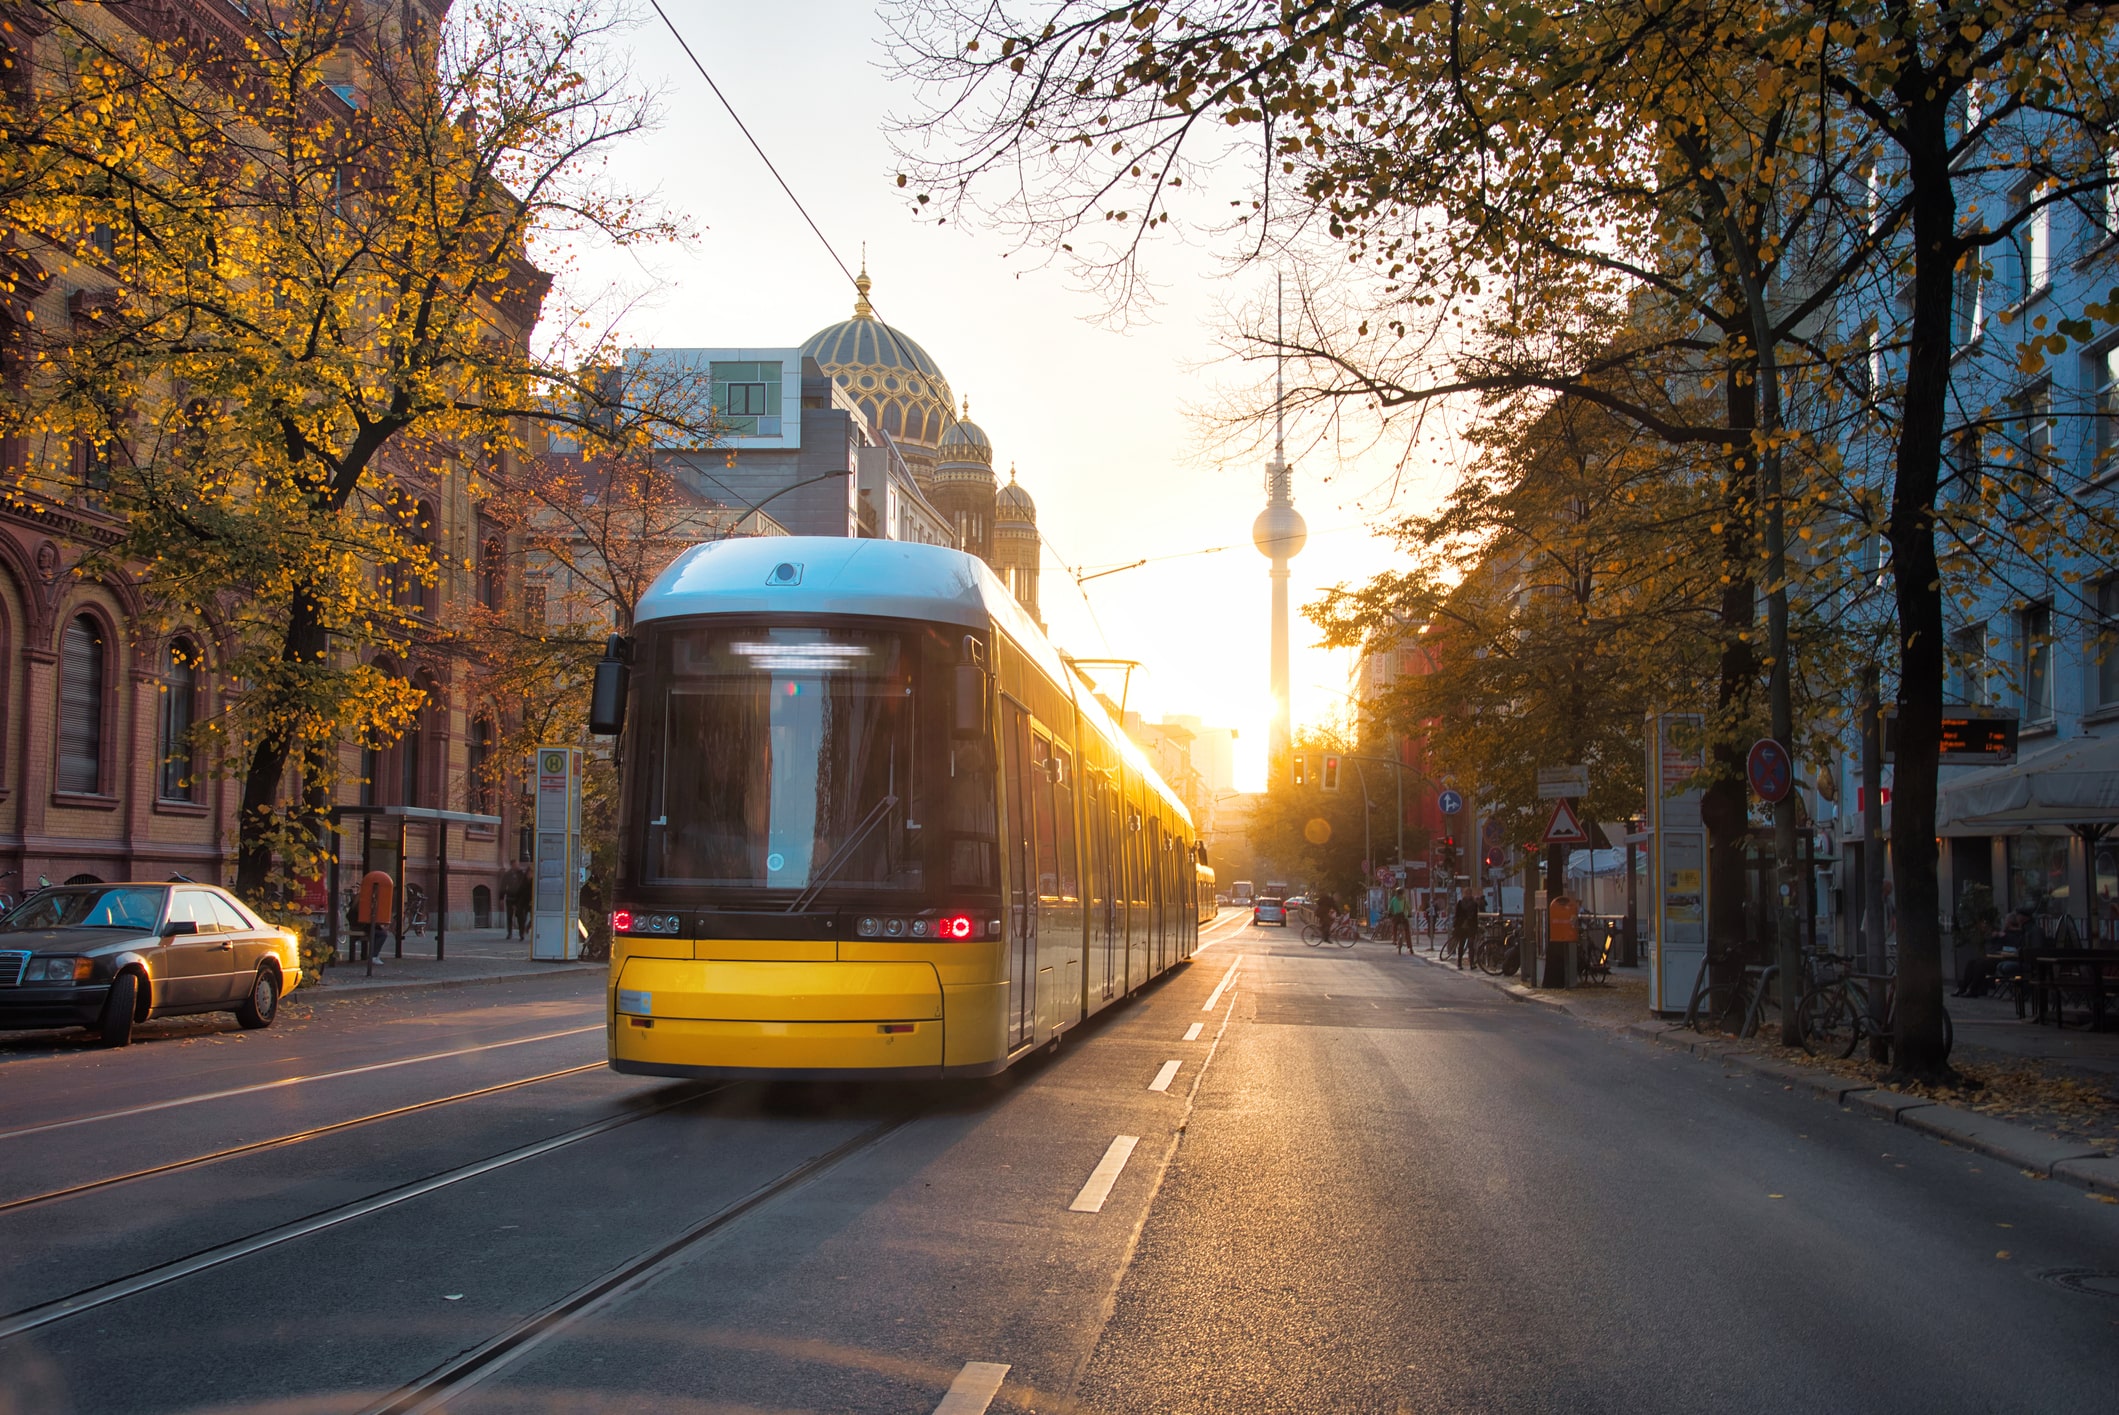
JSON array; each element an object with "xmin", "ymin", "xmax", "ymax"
[
  {"xmin": 159, "ymin": 640, "xmax": 200, "ymax": 801},
  {"xmin": 522, "ymin": 581, "xmax": 547, "ymax": 627},
  {"xmin": 1954, "ymin": 257, "xmax": 1983, "ymax": 347},
  {"xmin": 710, "ymin": 360, "xmax": 782, "ymax": 436},
  {"xmin": 468, "ymin": 715, "xmax": 495, "ymax": 814},
  {"xmin": 1949, "ymin": 623, "xmax": 1990, "ymax": 706},
  {"xmin": 2088, "ymin": 345, "xmax": 2119, "ymax": 475},
  {"xmin": 1994, "ymin": 182, "xmax": 2050, "ymax": 310},
  {"xmin": 57, "ymin": 613, "xmax": 106, "ymax": 794},
  {"xmin": 478, "ymin": 533, "xmax": 505, "ymax": 610},
  {"xmin": 2099, "ymin": 581, "xmax": 2119, "ymax": 709},
  {"xmin": 2021, "ymin": 601, "xmax": 2054, "ymax": 722},
  {"xmin": 2006, "ymin": 379, "xmax": 2053, "ymax": 486}
]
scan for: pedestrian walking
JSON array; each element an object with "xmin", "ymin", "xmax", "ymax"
[
  {"xmin": 1388, "ymin": 886, "xmax": 1411, "ymax": 953},
  {"xmin": 507, "ymin": 867, "xmax": 534, "ymax": 941},
  {"xmin": 499, "ymin": 866, "xmax": 525, "ymax": 939}
]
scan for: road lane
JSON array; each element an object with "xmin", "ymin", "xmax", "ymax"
[{"xmin": 1072, "ymin": 928, "xmax": 2119, "ymax": 1414}]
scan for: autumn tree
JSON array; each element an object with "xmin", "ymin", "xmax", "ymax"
[{"xmin": 0, "ymin": 0, "xmax": 696, "ymax": 900}]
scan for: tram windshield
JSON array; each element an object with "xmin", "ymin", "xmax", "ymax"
[{"xmin": 635, "ymin": 622, "xmax": 997, "ymax": 897}]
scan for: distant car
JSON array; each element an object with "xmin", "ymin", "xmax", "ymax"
[
  {"xmin": 0, "ymin": 883, "xmax": 302, "ymax": 1046},
  {"xmin": 1284, "ymin": 894, "xmax": 1310, "ymax": 911},
  {"xmin": 1253, "ymin": 896, "xmax": 1288, "ymax": 926},
  {"xmin": 1214, "ymin": 893, "xmax": 1229, "ymax": 908}
]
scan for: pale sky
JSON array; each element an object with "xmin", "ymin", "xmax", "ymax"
[{"xmin": 570, "ymin": 0, "xmax": 1454, "ymax": 790}]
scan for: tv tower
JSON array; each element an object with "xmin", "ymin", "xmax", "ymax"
[{"xmin": 1252, "ymin": 275, "xmax": 1308, "ymax": 770}]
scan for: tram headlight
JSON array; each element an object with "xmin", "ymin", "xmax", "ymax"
[
  {"xmin": 856, "ymin": 916, "xmax": 881, "ymax": 937},
  {"xmin": 883, "ymin": 917, "xmax": 907, "ymax": 938}
]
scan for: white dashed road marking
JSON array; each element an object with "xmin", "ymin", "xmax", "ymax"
[
  {"xmin": 1183, "ymin": 1022, "xmax": 1203, "ymax": 1042},
  {"xmin": 1148, "ymin": 1060, "xmax": 1181, "ymax": 1092},
  {"xmin": 933, "ymin": 1361, "xmax": 1011, "ymax": 1414},
  {"xmin": 1069, "ymin": 1135, "xmax": 1140, "ymax": 1213},
  {"xmin": 1202, "ymin": 961, "xmax": 1240, "ymax": 1012}
]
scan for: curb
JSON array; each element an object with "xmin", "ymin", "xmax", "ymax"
[
  {"xmin": 1414, "ymin": 946, "xmax": 2119, "ymax": 1200},
  {"xmin": 291, "ymin": 963, "xmax": 602, "ymax": 1006}
]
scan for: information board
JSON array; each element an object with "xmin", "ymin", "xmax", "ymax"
[{"xmin": 531, "ymin": 746, "xmax": 581, "ymax": 962}]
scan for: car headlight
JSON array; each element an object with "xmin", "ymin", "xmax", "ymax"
[{"xmin": 26, "ymin": 957, "xmax": 93, "ymax": 983}]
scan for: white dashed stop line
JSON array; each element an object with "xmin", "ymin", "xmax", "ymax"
[
  {"xmin": 933, "ymin": 1361, "xmax": 1011, "ymax": 1414},
  {"xmin": 1069, "ymin": 1135, "xmax": 1140, "ymax": 1213},
  {"xmin": 1148, "ymin": 1060, "xmax": 1181, "ymax": 1092},
  {"xmin": 1202, "ymin": 961, "xmax": 1240, "ymax": 1011},
  {"xmin": 1183, "ymin": 1022, "xmax": 1203, "ymax": 1042}
]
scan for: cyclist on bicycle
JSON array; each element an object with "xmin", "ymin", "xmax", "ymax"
[
  {"xmin": 1314, "ymin": 890, "xmax": 1338, "ymax": 937},
  {"xmin": 1388, "ymin": 886, "xmax": 1411, "ymax": 953}
]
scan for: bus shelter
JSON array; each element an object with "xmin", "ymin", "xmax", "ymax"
[{"xmin": 327, "ymin": 804, "xmax": 503, "ymax": 963}]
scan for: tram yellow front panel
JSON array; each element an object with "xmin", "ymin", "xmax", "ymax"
[
  {"xmin": 611, "ymin": 958, "xmax": 948, "ymax": 1072},
  {"xmin": 615, "ymin": 958, "xmax": 943, "ymax": 1021}
]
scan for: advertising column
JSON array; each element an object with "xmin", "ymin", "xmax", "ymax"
[
  {"xmin": 1645, "ymin": 714, "xmax": 1706, "ymax": 1013},
  {"xmin": 532, "ymin": 746, "xmax": 581, "ymax": 962}
]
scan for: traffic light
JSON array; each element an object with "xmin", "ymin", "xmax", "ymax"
[
  {"xmin": 1292, "ymin": 753, "xmax": 1307, "ymax": 787},
  {"xmin": 1320, "ymin": 753, "xmax": 1342, "ymax": 793}
]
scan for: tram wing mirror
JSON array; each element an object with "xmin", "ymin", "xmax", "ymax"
[
  {"xmin": 952, "ymin": 662, "xmax": 988, "ymax": 739},
  {"xmin": 589, "ymin": 635, "xmax": 630, "ymax": 736}
]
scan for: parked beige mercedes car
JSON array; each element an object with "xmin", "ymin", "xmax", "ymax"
[{"xmin": 0, "ymin": 882, "xmax": 302, "ymax": 1045}]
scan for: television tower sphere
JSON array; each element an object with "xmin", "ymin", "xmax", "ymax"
[{"xmin": 1253, "ymin": 501, "xmax": 1308, "ymax": 561}]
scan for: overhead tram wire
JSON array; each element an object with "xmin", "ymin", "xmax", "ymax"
[
  {"xmin": 644, "ymin": 0, "xmax": 926, "ymax": 386},
  {"xmin": 1070, "ymin": 515, "xmax": 1378, "ymax": 586}
]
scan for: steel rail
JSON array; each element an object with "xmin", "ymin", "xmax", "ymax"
[
  {"xmin": 361, "ymin": 1113, "xmax": 919, "ymax": 1415},
  {"xmin": 0, "ymin": 1062, "xmax": 605, "ymax": 1217},
  {"xmin": 0, "ymin": 1084, "xmax": 720, "ymax": 1342},
  {"xmin": 0, "ymin": 1023, "xmax": 603, "ymax": 1142}
]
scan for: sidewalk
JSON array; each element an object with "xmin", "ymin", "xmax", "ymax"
[
  {"xmin": 297, "ymin": 927, "xmax": 602, "ymax": 1001},
  {"xmin": 1406, "ymin": 943, "xmax": 2119, "ymax": 1200}
]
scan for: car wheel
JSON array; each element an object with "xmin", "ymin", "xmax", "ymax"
[
  {"xmin": 235, "ymin": 967, "xmax": 281, "ymax": 1030},
  {"xmin": 98, "ymin": 972, "xmax": 138, "ymax": 1048}
]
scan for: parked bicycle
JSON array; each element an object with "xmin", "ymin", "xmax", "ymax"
[
  {"xmin": 1681, "ymin": 948, "xmax": 1780, "ymax": 1037},
  {"xmin": 1577, "ymin": 921, "xmax": 1615, "ymax": 986},
  {"xmin": 1475, "ymin": 918, "xmax": 1522, "ymax": 976},
  {"xmin": 1798, "ymin": 966, "xmax": 1953, "ymax": 1063}
]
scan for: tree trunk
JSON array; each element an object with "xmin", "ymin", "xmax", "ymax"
[
  {"xmin": 1887, "ymin": 97, "xmax": 1957, "ymax": 1080},
  {"xmin": 234, "ymin": 584, "xmax": 330, "ymax": 902},
  {"xmin": 1704, "ymin": 378, "xmax": 1759, "ymax": 998}
]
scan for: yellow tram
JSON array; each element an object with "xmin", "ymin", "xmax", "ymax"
[{"xmin": 593, "ymin": 538, "xmax": 1203, "ymax": 1080}]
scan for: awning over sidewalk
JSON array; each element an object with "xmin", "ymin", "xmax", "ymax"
[{"xmin": 1938, "ymin": 734, "xmax": 2119, "ymax": 833}]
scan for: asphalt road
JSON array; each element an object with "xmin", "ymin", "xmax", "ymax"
[{"xmin": 3, "ymin": 915, "xmax": 2116, "ymax": 1415}]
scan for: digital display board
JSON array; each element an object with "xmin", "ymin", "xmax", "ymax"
[{"xmin": 1883, "ymin": 711, "xmax": 2018, "ymax": 764}]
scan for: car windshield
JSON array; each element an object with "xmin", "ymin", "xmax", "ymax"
[{"xmin": 1, "ymin": 887, "xmax": 166, "ymax": 933}]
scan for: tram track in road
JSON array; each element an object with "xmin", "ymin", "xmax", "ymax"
[
  {"xmin": 360, "ymin": 1111, "xmax": 921, "ymax": 1415},
  {"xmin": 0, "ymin": 1081, "xmax": 724, "ymax": 1344},
  {"xmin": 0, "ymin": 1023, "xmax": 604, "ymax": 1142},
  {"xmin": 0, "ymin": 1061, "xmax": 605, "ymax": 1217}
]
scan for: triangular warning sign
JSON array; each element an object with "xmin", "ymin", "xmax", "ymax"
[{"xmin": 1542, "ymin": 797, "xmax": 1591, "ymax": 846}]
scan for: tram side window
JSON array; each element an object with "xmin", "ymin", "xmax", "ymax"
[
  {"xmin": 1031, "ymin": 733, "xmax": 1061, "ymax": 901},
  {"xmin": 1051, "ymin": 747, "xmax": 1079, "ymax": 904},
  {"xmin": 1003, "ymin": 708, "xmax": 1033, "ymax": 929}
]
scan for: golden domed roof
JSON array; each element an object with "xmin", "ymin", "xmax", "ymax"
[
  {"xmin": 996, "ymin": 465, "xmax": 1036, "ymax": 523},
  {"xmin": 937, "ymin": 397, "xmax": 994, "ymax": 468},
  {"xmin": 800, "ymin": 265, "xmax": 955, "ymax": 450}
]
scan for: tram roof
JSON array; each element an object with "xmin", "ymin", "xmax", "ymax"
[{"xmin": 635, "ymin": 537, "xmax": 1191, "ymax": 827}]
